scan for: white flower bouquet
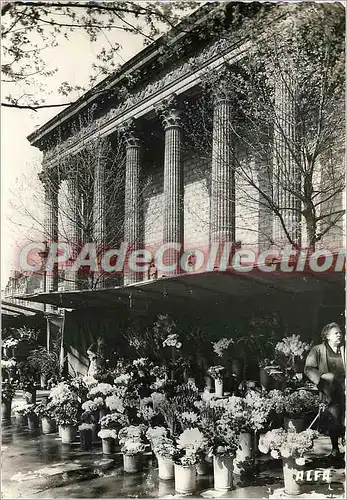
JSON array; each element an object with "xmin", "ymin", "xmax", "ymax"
[
  {"xmin": 105, "ymin": 394, "xmax": 125, "ymax": 413},
  {"xmin": 100, "ymin": 412, "xmax": 129, "ymax": 429},
  {"xmin": 82, "ymin": 397, "xmax": 104, "ymax": 413},
  {"xmin": 118, "ymin": 424, "xmax": 147, "ymax": 444},
  {"xmin": 88, "ymin": 383, "xmax": 114, "ymax": 399},
  {"xmin": 98, "ymin": 428, "xmax": 118, "ymax": 440},
  {"xmin": 133, "ymin": 358, "xmax": 148, "ymax": 368},
  {"xmin": 163, "ymin": 333, "xmax": 182, "ymax": 349},
  {"xmin": 146, "ymin": 426, "xmax": 168, "ymax": 443},
  {"xmin": 121, "ymin": 439, "xmax": 146, "ymax": 456},
  {"xmin": 2, "ymin": 338, "xmax": 19, "ymax": 348},
  {"xmin": 212, "ymin": 338, "xmax": 234, "ymax": 357},
  {"xmin": 275, "ymin": 335, "xmax": 310, "ymax": 359},
  {"xmin": 173, "ymin": 427, "xmax": 208, "ymax": 466},
  {"xmin": 1, "ymin": 359, "xmax": 17, "ymax": 369},
  {"xmin": 152, "ymin": 436, "xmax": 176, "ymax": 459},
  {"xmin": 113, "ymin": 373, "xmax": 132, "ymax": 386},
  {"xmin": 79, "ymin": 423, "xmax": 95, "ymax": 431},
  {"xmin": 258, "ymin": 423, "xmax": 318, "ymax": 461},
  {"xmin": 207, "ymin": 365, "xmax": 225, "ymax": 380}
]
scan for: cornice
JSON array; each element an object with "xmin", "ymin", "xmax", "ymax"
[
  {"xmin": 27, "ymin": 2, "xmax": 225, "ymax": 148},
  {"xmin": 42, "ymin": 38, "xmax": 250, "ymax": 168}
]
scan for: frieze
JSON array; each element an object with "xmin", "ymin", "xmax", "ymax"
[{"xmin": 43, "ymin": 36, "xmax": 239, "ymax": 163}]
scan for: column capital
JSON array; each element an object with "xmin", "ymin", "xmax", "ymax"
[
  {"xmin": 38, "ymin": 170, "xmax": 61, "ymax": 190},
  {"xmin": 212, "ymin": 66, "xmax": 236, "ymax": 105},
  {"xmin": 155, "ymin": 94, "xmax": 182, "ymax": 129},
  {"xmin": 119, "ymin": 119, "xmax": 141, "ymax": 148}
]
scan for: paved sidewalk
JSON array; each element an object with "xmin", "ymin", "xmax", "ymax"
[{"xmin": 1, "ymin": 419, "xmax": 345, "ymax": 499}]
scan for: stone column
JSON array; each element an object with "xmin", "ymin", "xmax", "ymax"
[
  {"xmin": 66, "ymin": 175, "xmax": 81, "ymax": 291},
  {"xmin": 159, "ymin": 96, "xmax": 184, "ymax": 275},
  {"xmin": 93, "ymin": 148, "xmax": 107, "ymax": 289},
  {"xmin": 122, "ymin": 121, "xmax": 141, "ymax": 285},
  {"xmin": 210, "ymin": 92, "xmax": 236, "ymax": 263},
  {"xmin": 273, "ymin": 76, "xmax": 301, "ymax": 246},
  {"xmin": 39, "ymin": 170, "xmax": 59, "ymax": 293}
]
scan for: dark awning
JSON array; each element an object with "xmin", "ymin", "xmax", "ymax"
[
  {"xmin": 19, "ymin": 268, "xmax": 344, "ymax": 311},
  {"xmin": 1, "ymin": 299, "xmax": 45, "ymax": 317}
]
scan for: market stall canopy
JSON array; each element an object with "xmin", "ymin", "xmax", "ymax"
[
  {"xmin": 1, "ymin": 299, "xmax": 44, "ymax": 317},
  {"xmin": 19, "ymin": 268, "xmax": 344, "ymax": 311}
]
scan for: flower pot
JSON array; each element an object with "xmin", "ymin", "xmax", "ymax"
[
  {"xmin": 174, "ymin": 464, "xmax": 196, "ymax": 494},
  {"xmin": 24, "ymin": 390, "xmax": 36, "ymax": 404},
  {"xmin": 91, "ymin": 425, "xmax": 98, "ymax": 443},
  {"xmin": 239, "ymin": 432, "xmax": 253, "ymax": 460},
  {"xmin": 27, "ymin": 414, "xmax": 39, "ymax": 431},
  {"xmin": 282, "ymin": 457, "xmax": 302, "ymax": 495},
  {"xmin": 157, "ymin": 455, "xmax": 174, "ymax": 480},
  {"xmin": 41, "ymin": 417, "xmax": 56, "ymax": 434},
  {"xmin": 58, "ymin": 424, "xmax": 63, "ymax": 437},
  {"xmin": 205, "ymin": 375, "xmax": 213, "ymax": 392},
  {"xmin": 40, "ymin": 374, "xmax": 47, "ymax": 389},
  {"xmin": 1, "ymin": 400, "xmax": 12, "ymax": 421},
  {"xmin": 213, "ymin": 454, "xmax": 233, "ymax": 491},
  {"xmin": 123, "ymin": 454, "xmax": 142, "ymax": 473},
  {"xmin": 41, "ymin": 396, "xmax": 49, "ymax": 406},
  {"xmin": 3, "ymin": 347, "xmax": 10, "ymax": 358},
  {"xmin": 15, "ymin": 413, "xmax": 27, "ymax": 426},
  {"xmin": 259, "ymin": 367, "xmax": 270, "ymax": 390},
  {"xmin": 214, "ymin": 379, "xmax": 223, "ymax": 397},
  {"xmin": 196, "ymin": 458, "xmax": 210, "ymax": 475},
  {"xmin": 234, "ymin": 432, "xmax": 254, "ymax": 474},
  {"xmin": 80, "ymin": 429, "xmax": 93, "ymax": 450},
  {"xmin": 231, "ymin": 359, "xmax": 243, "ymax": 380},
  {"xmin": 284, "ymin": 416, "xmax": 306, "ymax": 433},
  {"xmin": 102, "ymin": 438, "xmax": 115, "ymax": 454},
  {"xmin": 60, "ymin": 425, "xmax": 77, "ymax": 444}
]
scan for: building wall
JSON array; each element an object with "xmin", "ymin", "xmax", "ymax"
[{"xmin": 142, "ymin": 144, "xmax": 261, "ymax": 255}]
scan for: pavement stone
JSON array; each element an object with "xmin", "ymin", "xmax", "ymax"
[{"xmin": 1, "ymin": 417, "xmax": 345, "ymax": 499}]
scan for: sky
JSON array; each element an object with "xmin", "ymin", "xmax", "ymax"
[{"xmin": 1, "ymin": 24, "xmax": 146, "ymax": 289}]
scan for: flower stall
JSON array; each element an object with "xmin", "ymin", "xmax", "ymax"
[{"xmin": 1, "ymin": 313, "xmax": 330, "ymax": 497}]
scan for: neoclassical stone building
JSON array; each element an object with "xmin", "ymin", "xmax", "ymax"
[{"xmin": 25, "ymin": 2, "xmax": 344, "ymax": 372}]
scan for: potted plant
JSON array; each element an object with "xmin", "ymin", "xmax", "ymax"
[
  {"xmin": 88, "ymin": 382, "xmax": 114, "ymax": 420},
  {"xmin": 282, "ymin": 389, "xmax": 320, "ymax": 432},
  {"xmin": 118, "ymin": 425, "xmax": 147, "ymax": 473},
  {"xmin": 16, "ymin": 362, "xmax": 38, "ymax": 404},
  {"xmin": 275, "ymin": 334, "xmax": 311, "ymax": 383},
  {"xmin": 79, "ymin": 423, "xmax": 94, "ymax": 450},
  {"xmin": 196, "ymin": 396, "xmax": 239, "ymax": 491},
  {"xmin": 258, "ymin": 359, "xmax": 285, "ymax": 391},
  {"xmin": 27, "ymin": 347, "xmax": 60, "ymax": 389},
  {"xmin": 221, "ymin": 391, "xmax": 273, "ymax": 473},
  {"xmin": 51, "ymin": 400, "xmax": 80, "ymax": 443},
  {"xmin": 258, "ymin": 424, "xmax": 318, "ymax": 495},
  {"xmin": 2, "ymin": 337, "xmax": 19, "ymax": 359},
  {"xmin": 21, "ymin": 403, "xmax": 39, "ymax": 430},
  {"xmin": 35, "ymin": 403, "xmax": 56, "ymax": 434},
  {"xmin": 1, "ymin": 380, "xmax": 15, "ymax": 421},
  {"xmin": 207, "ymin": 366, "xmax": 225, "ymax": 397},
  {"xmin": 172, "ymin": 427, "xmax": 207, "ymax": 494},
  {"xmin": 98, "ymin": 428, "xmax": 118, "ymax": 454},
  {"xmin": 12, "ymin": 401, "xmax": 28, "ymax": 425},
  {"xmin": 151, "ymin": 434, "xmax": 175, "ymax": 480}
]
